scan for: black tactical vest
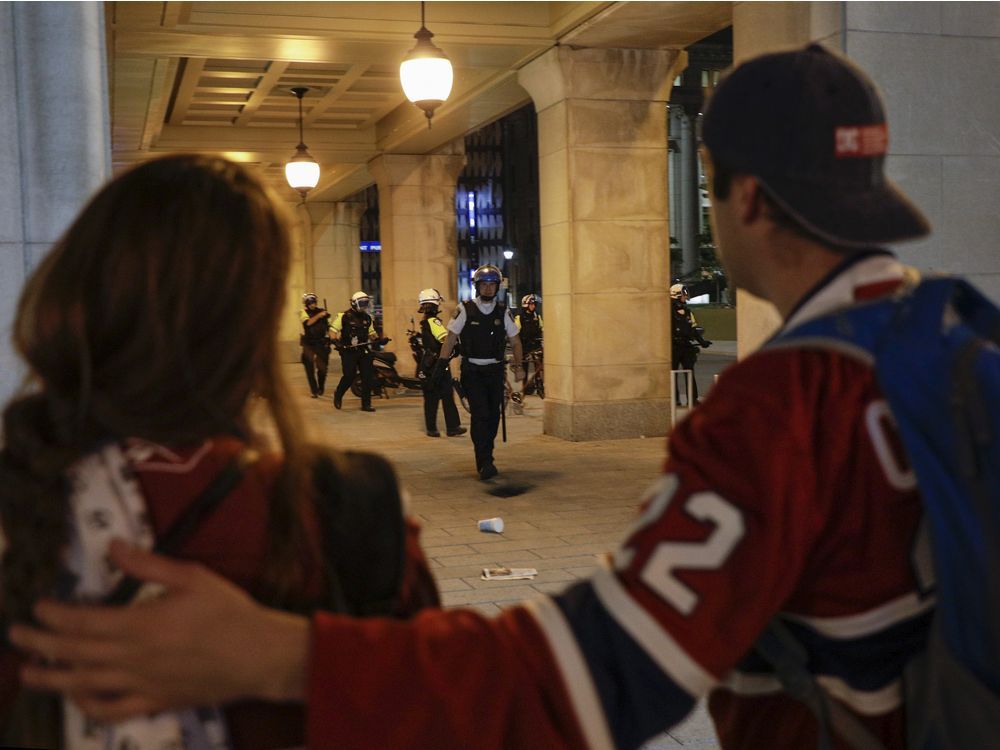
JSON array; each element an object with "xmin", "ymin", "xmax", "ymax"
[
  {"xmin": 302, "ymin": 308, "xmax": 330, "ymax": 343},
  {"xmin": 518, "ymin": 311, "xmax": 542, "ymax": 350},
  {"xmin": 340, "ymin": 309, "xmax": 372, "ymax": 345},
  {"xmin": 460, "ymin": 300, "xmax": 507, "ymax": 361}
]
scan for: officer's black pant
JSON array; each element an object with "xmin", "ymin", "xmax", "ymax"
[
  {"xmin": 301, "ymin": 342, "xmax": 330, "ymax": 395},
  {"xmin": 335, "ymin": 348, "xmax": 375, "ymax": 408},
  {"xmin": 461, "ymin": 362, "xmax": 504, "ymax": 470},
  {"xmin": 423, "ymin": 371, "xmax": 461, "ymax": 433},
  {"xmin": 673, "ymin": 347, "xmax": 699, "ymax": 403}
]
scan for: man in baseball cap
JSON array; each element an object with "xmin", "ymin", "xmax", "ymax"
[
  {"xmin": 702, "ymin": 43, "xmax": 929, "ymax": 250},
  {"xmin": 12, "ymin": 45, "xmax": 936, "ymax": 750}
]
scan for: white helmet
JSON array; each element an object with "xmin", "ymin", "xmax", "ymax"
[
  {"xmin": 418, "ymin": 288, "xmax": 444, "ymax": 305},
  {"xmin": 521, "ymin": 293, "xmax": 538, "ymax": 307},
  {"xmin": 302, "ymin": 292, "xmax": 318, "ymax": 306},
  {"xmin": 670, "ymin": 283, "xmax": 688, "ymax": 300},
  {"xmin": 351, "ymin": 291, "xmax": 372, "ymax": 311}
]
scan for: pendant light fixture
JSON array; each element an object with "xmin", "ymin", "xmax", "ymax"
[
  {"xmin": 284, "ymin": 87, "xmax": 320, "ymax": 200},
  {"xmin": 399, "ymin": 1, "xmax": 453, "ymax": 129}
]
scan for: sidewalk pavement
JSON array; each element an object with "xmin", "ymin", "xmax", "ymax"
[{"xmin": 298, "ymin": 355, "xmax": 734, "ymax": 749}]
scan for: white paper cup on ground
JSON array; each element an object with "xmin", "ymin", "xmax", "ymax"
[{"xmin": 478, "ymin": 517, "xmax": 504, "ymax": 533}]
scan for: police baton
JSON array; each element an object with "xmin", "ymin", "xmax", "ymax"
[
  {"xmin": 501, "ymin": 390, "xmax": 507, "ymax": 443},
  {"xmin": 323, "ymin": 298, "xmax": 333, "ymax": 350}
]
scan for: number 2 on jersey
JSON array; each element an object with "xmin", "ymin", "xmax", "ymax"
[{"xmin": 617, "ymin": 475, "xmax": 745, "ymax": 616}]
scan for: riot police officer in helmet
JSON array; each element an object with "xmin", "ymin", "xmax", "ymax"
[
  {"xmin": 417, "ymin": 288, "xmax": 466, "ymax": 438},
  {"xmin": 432, "ymin": 265, "xmax": 523, "ymax": 480},
  {"xmin": 670, "ymin": 283, "xmax": 712, "ymax": 405},
  {"xmin": 300, "ymin": 293, "xmax": 331, "ymax": 398},
  {"xmin": 331, "ymin": 291, "xmax": 379, "ymax": 412},
  {"xmin": 516, "ymin": 293, "xmax": 543, "ymax": 395},
  {"xmin": 516, "ymin": 294, "xmax": 543, "ymax": 352}
]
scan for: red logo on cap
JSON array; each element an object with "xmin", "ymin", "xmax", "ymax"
[{"xmin": 835, "ymin": 124, "xmax": 888, "ymax": 158}]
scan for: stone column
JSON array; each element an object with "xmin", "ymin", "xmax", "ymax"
[
  {"xmin": 369, "ymin": 144, "xmax": 466, "ymax": 346},
  {"xmin": 274, "ymin": 202, "xmax": 311, "ymax": 363},
  {"xmin": 0, "ymin": 2, "xmax": 111, "ymax": 408},
  {"xmin": 279, "ymin": 200, "xmax": 364, "ymax": 363},
  {"xmin": 678, "ymin": 108, "xmax": 700, "ymax": 279},
  {"xmin": 518, "ymin": 47, "xmax": 686, "ymax": 440},
  {"xmin": 308, "ymin": 201, "xmax": 365, "ymax": 314}
]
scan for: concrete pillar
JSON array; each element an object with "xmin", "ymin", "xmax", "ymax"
[
  {"xmin": 307, "ymin": 201, "xmax": 365, "ymax": 315},
  {"xmin": 518, "ymin": 47, "xmax": 686, "ymax": 441},
  {"xmin": 732, "ymin": 1, "xmax": 1000, "ymax": 357},
  {"xmin": 678, "ymin": 108, "xmax": 700, "ymax": 278},
  {"xmin": 280, "ymin": 200, "xmax": 363, "ymax": 363},
  {"xmin": 275, "ymin": 203, "xmax": 310, "ymax": 363},
  {"xmin": 0, "ymin": 2, "xmax": 111, "ymax": 408},
  {"xmin": 370, "ymin": 144, "xmax": 466, "ymax": 346}
]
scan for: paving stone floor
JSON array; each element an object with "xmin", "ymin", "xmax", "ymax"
[{"xmin": 297, "ymin": 345, "xmax": 736, "ymax": 749}]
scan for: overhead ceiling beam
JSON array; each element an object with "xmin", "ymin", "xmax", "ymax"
[
  {"xmin": 141, "ymin": 57, "xmax": 178, "ymax": 149},
  {"xmin": 306, "ymin": 162, "xmax": 374, "ymax": 204},
  {"xmin": 156, "ymin": 123, "xmax": 375, "ymax": 150},
  {"xmin": 114, "ymin": 31, "xmax": 544, "ymax": 69},
  {"xmin": 167, "ymin": 57, "xmax": 206, "ymax": 125},
  {"xmin": 234, "ymin": 60, "xmax": 289, "ymax": 126},
  {"xmin": 304, "ymin": 64, "xmax": 370, "ymax": 126}
]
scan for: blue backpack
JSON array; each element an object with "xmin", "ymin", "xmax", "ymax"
[{"xmin": 756, "ymin": 275, "xmax": 1000, "ymax": 749}]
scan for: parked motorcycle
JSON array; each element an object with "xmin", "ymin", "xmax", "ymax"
[{"xmin": 349, "ymin": 334, "xmax": 424, "ymax": 399}]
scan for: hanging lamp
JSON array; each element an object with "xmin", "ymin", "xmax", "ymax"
[
  {"xmin": 284, "ymin": 87, "xmax": 320, "ymax": 200},
  {"xmin": 399, "ymin": 1, "xmax": 453, "ymax": 129}
]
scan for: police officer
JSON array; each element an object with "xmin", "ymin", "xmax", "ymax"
[
  {"xmin": 300, "ymin": 293, "xmax": 332, "ymax": 398},
  {"xmin": 331, "ymin": 291, "xmax": 379, "ymax": 412},
  {"xmin": 432, "ymin": 265, "xmax": 523, "ymax": 480},
  {"xmin": 417, "ymin": 288, "xmax": 467, "ymax": 438},
  {"xmin": 670, "ymin": 283, "xmax": 712, "ymax": 405},
  {"xmin": 515, "ymin": 293, "xmax": 543, "ymax": 395}
]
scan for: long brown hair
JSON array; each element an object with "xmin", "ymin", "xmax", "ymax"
[{"xmin": 0, "ymin": 154, "xmax": 313, "ymax": 621}]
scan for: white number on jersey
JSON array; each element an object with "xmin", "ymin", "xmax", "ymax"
[
  {"xmin": 615, "ymin": 476, "xmax": 745, "ymax": 616},
  {"xmin": 865, "ymin": 400, "xmax": 917, "ymax": 491}
]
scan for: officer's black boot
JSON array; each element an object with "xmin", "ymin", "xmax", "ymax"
[{"xmin": 317, "ymin": 370, "xmax": 327, "ymax": 396}]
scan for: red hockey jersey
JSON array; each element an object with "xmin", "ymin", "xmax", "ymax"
[{"xmin": 306, "ymin": 252, "xmax": 930, "ymax": 750}]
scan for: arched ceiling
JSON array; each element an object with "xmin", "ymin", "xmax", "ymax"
[{"xmin": 108, "ymin": 1, "xmax": 731, "ymax": 202}]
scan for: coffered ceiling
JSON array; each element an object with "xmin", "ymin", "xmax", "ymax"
[{"xmin": 107, "ymin": 1, "xmax": 731, "ymax": 202}]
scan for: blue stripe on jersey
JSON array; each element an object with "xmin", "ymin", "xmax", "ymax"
[
  {"xmin": 735, "ymin": 609, "xmax": 933, "ymax": 691},
  {"xmin": 554, "ymin": 580, "xmax": 696, "ymax": 750}
]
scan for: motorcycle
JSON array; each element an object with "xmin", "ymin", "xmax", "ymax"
[{"xmin": 348, "ymin": 334, "xmax": 424, "ymax": 399}]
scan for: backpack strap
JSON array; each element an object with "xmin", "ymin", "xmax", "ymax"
[
  {"xmin": 310, "ymin": 450, "xmax": 406, "ymax": 617},
  {"xmin": 755, "ymin": 621, "xmax": 887, "ymax": 750},
  {"xmin": 763, "ymin": 275, "xmax": 1000, "ymax": 748},
  {"xmin": 103, "ymin": 449, "xmax": 256, "ymax": 606}
]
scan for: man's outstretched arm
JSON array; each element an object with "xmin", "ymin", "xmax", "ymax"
[
  {"xmin": 11, "ymin": 378, "xmax": 818, "ymax": 748},
  {"xmin": 11, "ymin": 542, "xmax": 590, "ymax": 748},
  {"xmin": 10, "ymin": 540, "xmax": 309, "ymax": 720}
]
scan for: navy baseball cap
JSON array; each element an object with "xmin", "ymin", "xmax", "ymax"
[{"xmin": 702, "ymin": 44, "xmax": 930, "ymax": 247}]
